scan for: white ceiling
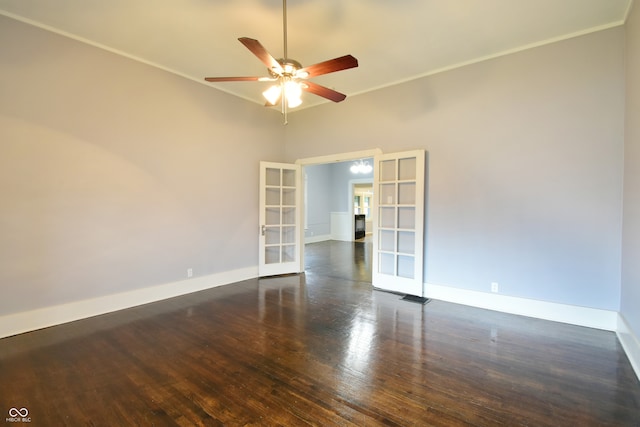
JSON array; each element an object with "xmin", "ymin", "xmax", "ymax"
[{"xmin": 0, "ymin": 0, "xmax": 632, "ymax": 110}]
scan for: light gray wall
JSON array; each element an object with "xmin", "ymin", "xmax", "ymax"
[
  {"xmin": 304, "ymin": 163, "xmax": 332, "ymax": 238},
  {"xmin": 285, "ymin": 28, "xmax": 625, "ymax": 311},
  {"xmin": 622, "ymin": 4, "xmax": 640, "ymax": 336},
  {"xmin": 0, "ymin": 16, "xmax": 284, "ymax": 316}
]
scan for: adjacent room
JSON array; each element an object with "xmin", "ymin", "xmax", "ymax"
[{"xmin": 1, "ymin": 0, "xmax": 640, "ymax": 424}]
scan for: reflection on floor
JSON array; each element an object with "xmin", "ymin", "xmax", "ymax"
[
  {"xmin": 1, "ymin": 237, "xmax": 639, "ymax": 425},
  {"xmin": 305, "ymin": 237, "xmax": 372, "ymax": 283}
]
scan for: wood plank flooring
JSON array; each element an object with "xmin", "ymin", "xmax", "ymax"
[{"xmin": 1, "ymin": 239, "xmax": 639, "ymax": 425}]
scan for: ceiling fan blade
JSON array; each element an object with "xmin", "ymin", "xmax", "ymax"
[
  {"xmin": 299, "ymin": 55, "xmax": 358, "ymax": 78},
  {"xmin": 302, "ymin": 81, "xmax": 347, "ymax": 103},
  {"xmin": 205, "ymin": 76, "xmax": 263, "ymax": 82},
  {"xmin": 238, "ymin": 37, "xmax": 282, "ymax": 72}
]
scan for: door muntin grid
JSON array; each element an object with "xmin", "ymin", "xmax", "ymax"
[
  {"xmin": 264, "ymin": 167, "xmax": 297, "ymax": 265},
  {"xmin": 376, "ymin": 157, "xmax": 418, "ymax": 279}
]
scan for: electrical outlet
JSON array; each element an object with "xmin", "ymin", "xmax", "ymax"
[
  {"xmin": 187, "ymin": 268, "xmax": 193, "ymax": 278},
  {"xmin": 491, "ymin": 282, "xmax": 499, "ymax": 293}
]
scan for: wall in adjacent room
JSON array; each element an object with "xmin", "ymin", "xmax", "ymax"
[
  {"xmin": 328, "ymin": 160, "xmax": 373, "ymax": 213},
  {"xmin": 285, "ymin": 28, "xmax": 626, "ymax": 311},
  {"xmin": 303, "ymin": 160, "xmax": 373, "ymax": 241},
  {"xmin": 0, "ymin": 16, "xmax": 283, "ymax": 317},
  {"xmin": 304, "ymin": 163, "xmax": 333, "ymax": 239}
]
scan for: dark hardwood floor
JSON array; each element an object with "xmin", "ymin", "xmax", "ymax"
[{"xmin": 1, "ymin": 239, "xmax": 639, "ymax": 425}]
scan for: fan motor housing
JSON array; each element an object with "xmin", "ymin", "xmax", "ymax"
[{"xmin": 269, "ymin": 58, "xmax": 303, "ymax": 78}]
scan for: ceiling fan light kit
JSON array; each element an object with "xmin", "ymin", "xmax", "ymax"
[{"xmin": 204, "ymin": 0, "xmax": 358, "ymax": 124}]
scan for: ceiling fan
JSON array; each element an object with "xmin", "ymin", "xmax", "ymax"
[{"xmin": 204, "ymin": 0, "xmax": 358, "ymax": 124}]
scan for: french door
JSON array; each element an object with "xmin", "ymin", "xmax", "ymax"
[
  {"xmin": 258, "ymin": 151, "xmax": 425, "ymax": 291},
  {"xmin": 258, "ymin": 162, "xmax": 303, "ymax": 277},
  {"xmin": 372, "ymin": 150, "xmax": 425, "ymax": 296}
]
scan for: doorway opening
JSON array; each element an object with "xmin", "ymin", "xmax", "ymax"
[
  {"xmin": 259, "ymin": 149, "xmax": 425, "ymax": 296},
  {"xmin": 297, "ymin": 150, "xmax": 381, "ymax": 284},
  {"xmin": 352, "ymin": 182, "xmax": 373, "ymax": 241}
]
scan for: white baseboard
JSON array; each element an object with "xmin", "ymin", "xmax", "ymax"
[
  {"xmin": 425, "ymin": 282, "xmax": 618, "ymax": 331},
  {"xmin": 305, "ymin": 234, "xmax": 332, "ymax": 244},
  {"xmin": 0, "ymin": 266, "xmax": 257, "ymax": 339},
  {"xmin": 617, "ymin": 314, "xmax": 640, "ymax": 381}
]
